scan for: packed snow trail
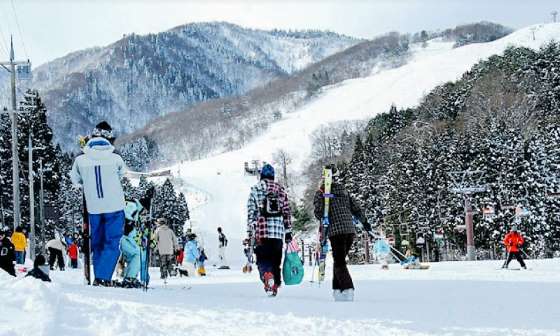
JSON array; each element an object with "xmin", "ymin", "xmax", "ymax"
[{"xmin": 2, "ymin": 259, "xmax": 560, "ymax": 336}]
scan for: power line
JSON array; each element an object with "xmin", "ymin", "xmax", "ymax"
[
  {"xmin": 0, "ymin": 9, "xmax": 10, "ymax": 59},
  {"xmin": 10, "ymin": 0, "xmax": 28, "ymax": 59}
]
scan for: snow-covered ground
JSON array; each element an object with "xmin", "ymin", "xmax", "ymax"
[{"xmin": 2, "ymin": 258, "xmax": 559, "ymax": 336}]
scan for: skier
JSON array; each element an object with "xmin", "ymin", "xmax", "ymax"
[
  {"xmin": 46, "ymin": 234, "xmax": 67, "ymax": 271},
  {"xmin": 11, "ymin": 226, "xmax": 27, "ymax": 265},
  {"xmin": 503, "ymin": 225, "xmax": 527, "ymax": 269},
  {"xmin": 70, "ymin": 121, "xmax": 126, "ymax": 286},
  {"xmin": 25, "ymin": 255, "xmax": 51, "ymax": 282},
  {"xmin": 184, "ymin": 233, "xmax": 200, "ymax": 276},
  {"xmin": 0, "ymin": 227, "xmax": 16, "ymax": 277},
  {"xmin": 217, "ymin": 227, "xmax": 229, "ymax": 269},
  {"xmin": 313, "ymin": 164, "xmax": 371, "ymax": 302},
  {"xmin": 119, "ymin": 222, "xmax": 142, "ymax": 288},
  {"xmin": 67, "ymin": 241, "xmax": 79, "ymax": 269},
  {"xmin": 154, "ymin": 218, "xmax": 179, "ymax": 280},
  {"xmin": 247, "ymin": 163, "xmax": 292, "ymax": 296}
]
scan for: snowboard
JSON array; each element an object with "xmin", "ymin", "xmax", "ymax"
[{"xmin": 317, "ymin": 167, "xmax": 333, "ymax": 283}]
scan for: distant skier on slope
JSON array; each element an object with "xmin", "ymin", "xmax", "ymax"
[
  {"xmin": 313, "ymin": 164, "xmax": 371, "ymax": 302},
  {"xmin": 70, "ymin": 121, "xmax": 126, "ymax": 286},
  {"xmin": 247, "ymin": 163, "xmax": 292, "ymax": 296},
  {"xmin": 217, "ymin": 227, "xmax": 229, "ymax": 269},
  {"xmin": 502, "ymin": 225, "xmax": 527, "ymax": 269},
  {"xmin": 154, "ymin": 218, "xmax": 179, "ymax": 280}
]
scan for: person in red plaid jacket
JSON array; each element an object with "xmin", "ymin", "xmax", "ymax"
[
  {"xmin": 247, "ymin": 163, "xmax": 292, "ymax": 296},
  {"xmin": 314, "ymin": 164, "xmax": 371, "ymax": 302}
]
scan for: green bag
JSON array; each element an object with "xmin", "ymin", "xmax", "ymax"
[{"xmin": 282, "ymin": 242, "xmax": 304, "ymax": 285}]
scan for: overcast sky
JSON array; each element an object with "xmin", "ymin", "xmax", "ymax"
[{"xmin": 0, "ymin": 0, "xmax": 558, "ymax": 67}]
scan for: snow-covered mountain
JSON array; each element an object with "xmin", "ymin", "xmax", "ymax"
[
  {"xmin": 29, "ymin": 22, "xmax": 357, "ymax": 150},
  {"xmin": 165, "ymin": 23, "xmax": 560, "ymax": 245}
]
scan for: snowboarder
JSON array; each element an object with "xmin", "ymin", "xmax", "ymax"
[
  {"xmin": 11, "ymin": 226, "xmax": 27, "ymax": 265},
  {"xmin": 154, "ymin": 218, "xmax": 179, "ymax": 279},
  {"xmin": 70, "ymin": 121, "xmax": 126, "ymax": 286},
  {"xmin": 68, "ymin": 241, "xmax": 79, "ymax": 269},
  {"xmin": 217, "ymin": 227, "xmax": 229, "ymax": 269},
  {"xmin": 25, "ymin": 255, "xmax": 51, "ymax": 282},
  {"xmin": 247, "ymin": 163, "xmax": 292, "ymax": 296},
  {"xmin": 313, "ymin": 164, "xmax": 371, "ymax": 302},
  {"xmin": 503, "ymin": 225, "xmax": 527, "ymax": 269},
  {"xmin": 46, "ymin": 234, "xmax": 67, "ymax": 271},
  {"xmin": 119, "ymin": 222, "xmax": 142, "ymax": 288},
  {"xmin": 0, "ymin": 227, "xmax": 16, "ymax": 277},
  {"xmin": 184, "ymin": 233, "xmax": 200, "ymax": 276}
]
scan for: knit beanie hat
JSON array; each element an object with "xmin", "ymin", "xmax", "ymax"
[
  {"xmin": 92, "ymin": 121, "xmax": 114, "ymax": 140},
  {"xmin": 260, "ymin": 163, "xmax": 275, "ymax": 180}
]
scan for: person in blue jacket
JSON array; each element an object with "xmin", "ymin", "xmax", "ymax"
[
  {"xmin": 119, "ymin": 223, "xmax": 142, "ymax": 288},
  {"xmin": 374, "ymin": 235, "xmax": 391, "ymax": 269},
  {"xmin": 184, "ymin": 233, "xmax": 200, "ymax": 276},
  {"xmin": 70, "ymin": 121, "xmax": 126, "ymax": 286}
]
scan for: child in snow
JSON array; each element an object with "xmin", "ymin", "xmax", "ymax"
[
  {"xmin": 217, "ymin": 227, "xmax": 229, "ymax": 269},
  {"xmin": 11, "ymin": 226, "xmax": 27, "ymax": 265},
  {"xmin": 198, "ymin": 247, "xmax": 207, "ymax": 276},
  {"xmin": 0, "ymin": 227, "xmax": 16, "ymax": 277},
  {"xmin": 70, "ymin": 121, "xmax": 127, "ymax": 286},
  {"xmin": 154, "ymin": 218, "xmax": 179, "ymax": 279},
  {"xmin": 119, "ymin": 223, "xmax": 142, "ymax": 288},
  {"xmin": 26, "ymin": 255, "xmax": 51, "ymax": 282},
  {"xmin": 374, "ymin": 236, "xmax": 391, "ymax": 270},
  {"xmin": 67, "ymin": 242, "xmax": 79, "ymax": 269},
  {"xmin": 184, "ymin": 233, "xmax": 200, "ymax": 276}
]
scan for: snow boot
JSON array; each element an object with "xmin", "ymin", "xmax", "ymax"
[
  {"xmin": 271, "ymin": 284, "xmax": 279, "ymax": 297},
  {"xmin": 332, "ymin": 289, "xmax": 343, "ymax": 301}
]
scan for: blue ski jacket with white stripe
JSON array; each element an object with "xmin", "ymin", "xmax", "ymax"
[{"xmin": 70, "ymin": 137, "xmax": 126, "ymax": 215}]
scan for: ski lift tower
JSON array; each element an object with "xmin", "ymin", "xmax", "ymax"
[{"xmin": 448, "ymin": 170, "xmax": 487, "ymax": 261}]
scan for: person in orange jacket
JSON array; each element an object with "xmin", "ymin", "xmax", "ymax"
[
  {"xmin": 11, "ymin": 226, "xmax": 27, "ymax": 265},
  {"xmin": 68, "ymin": 242, "xmax": 79, "ymax": 269},
  {"xmin": 502, "ymin": 225, "xmax": 527, "ymax": 269}
]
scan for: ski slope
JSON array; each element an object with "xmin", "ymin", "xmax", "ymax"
[
  {"xmin": 173, "ymin": 23, "xmax": 560, "ymax": 263},
  {"xmin": 2, "ymin": 259, "xmax": 559, "ymax": 336}
]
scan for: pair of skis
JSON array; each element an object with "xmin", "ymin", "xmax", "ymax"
[{"xmin": 316, "ymin": 167, "xmax": 333, "ymax": 284}]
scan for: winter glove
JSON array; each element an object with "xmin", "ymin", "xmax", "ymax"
[{"xmin": 284, "ymin": 232, "xmax": 292, "ymax": 244}]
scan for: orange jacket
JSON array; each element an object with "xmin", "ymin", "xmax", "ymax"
[
  {"xmin": 68, "ymin": 243, "xmax": 78, "ymax": 259},
  {"xmin": 503, "ymin": 231, "xmax": 524, "ymax": 253},
  {"xmin": 11, "ymin": 232, "xmax": 27, "ymax": 252}
]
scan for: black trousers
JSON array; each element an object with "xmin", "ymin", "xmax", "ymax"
[
  {"xmin": 255, "ymin": 238, "xmax": 283, "ymax": 286},
  {"xmin": 48, "ymin": 247, "xmax": 65, "ymax": 270},
  {"xmin": 506, "ymin": 251, "xmax": 526, "ymax": 268},
  {"xmin": 329, "ymin": 234, "xmax": 355, "ymax": 291},
  {"xmin": 70, "ymin": 259, "xmax": 78, "ymax": 269}
]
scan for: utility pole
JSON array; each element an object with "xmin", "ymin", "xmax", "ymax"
[
  {"xmin": 448, "ymin": 170, "xmax": 487, "ymax": 261},
  {"xmin": 0, "ymin": 36, "xmax": 31, "ymax": 230},
  {"xmin": 39, "ymin": 159, "xmax": 45, "ymax": 253}
]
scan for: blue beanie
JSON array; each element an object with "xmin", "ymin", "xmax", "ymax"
[{"xmin": 260, "ymin": 163, "xmax": 275, "ymax": 179}]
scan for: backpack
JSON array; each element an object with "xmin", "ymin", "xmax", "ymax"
[{"xmin": 260, "ymin": 191, "xmax": 282, "ymax": 218}]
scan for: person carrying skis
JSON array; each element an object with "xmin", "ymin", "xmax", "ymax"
[
  {"xmin": 313, "ymin": 164, "xmax": 371, "ymax": 302},
  {"xmin": 71, "ymin": 121, "xmax": 126, "ymax": 286},
  {"xmin": 503, "ymin": 225, "xmax": 527, "ymax": 269},
  {"xmin": 247, "ymin": 163, "xmax": 292, "ymax": 296},
  {"xmin": 25, "ymin": 255, "xmax": 51, "ymax": 282},
  {"xmin": 0, "ymin": 227, "xmax": 16, "ymax": 277},
  {"xmin": 46, "ymin": 234, "xmax": 67, "ymax": 271},
  {"xmin": 217, "ymin": 227, "xmax": 229, "ymax": 269},
  {"xmin": 119, "ymin": 222, "xmax": 142, "ymax": 288},
  {"xmin": 154, "ymin": 218, "xmax": 179, "ymax": 279},
  {"xmin": 11, "ymin": 226, "xmax": 27, "ymax": 265}
]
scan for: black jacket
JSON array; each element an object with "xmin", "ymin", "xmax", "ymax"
[
  {"xmin": 26, "ymin": 268, "xmax": 51, "ymax": 282},
  {"xmin": 0, "ymin": 237, "xmax": 16, "ymax": 277},
  {"xmin": 314, "ymin": 181, "xmax": 370, "ymax": 237}
]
